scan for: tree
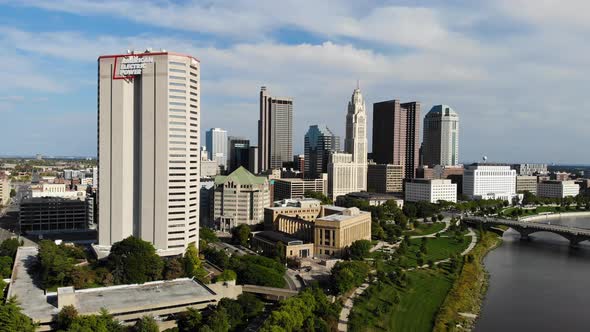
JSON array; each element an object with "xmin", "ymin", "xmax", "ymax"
[
  {"xmin": 0, "ymin": 297, "xmax": 37, "ymax": 332},
  {"xmin": 331, "ymin": 261, "xmax": 370, "ymax": 294},
  {"xmin": 164, "ymin": 257, "xmax": 185, "ymax": 280},
  {"xmin": 231, "ymin": 224, "xmax": 251, "ymax": 246},
  {"xmin": 133, "ymin": 316, "xmax": 159, "ymax": 332},
  {"xmin": 217, "ymin": 298, "xmax": 244, "ymax": 329},
  {"xmin": 237, "ymin": 293, "xmax": 264, "ymax": 319},
  {"xmin": 0, "ymin": 256, "xmax": 12, "ymax": 278},
  {"xmin": 66, "ymin": 309, "xmax": 125, "ymax": 332},
  {"xmin": 0, "ymin": 238, "xmax": 20, "ymax": 258},
  {"xmin": 304, "ymin": 191, "xmax": 333, "ymax": 205},
  {"xmin": 215, "ymin": 269, "xmax": 237, "ymax": 283},
  {"xmin": 204, "ymin": 307, "xmax": 230, "ymax": 332},
  {"xmin": 183, "ymin": 244, "xmax": 206, "ymax": 281},
  {"xmin": 55, "ymin": 305, "xmax": 79, "ymax": 331},
  {"xmin": 177, "ymin": 308, "xmax": 202, "ymax": 332},
  {"xmin": 348, "ymin": 240, "xmax": 372, "ymax": 260},
  {"xmin": 9, "ymin": 189, "xmax": 16, "ymax": 198},
  {"xmin": 38, "ymin": 240, "xmax": 86, "ymax": 289},
  {"xmin": 200, "ymin": 227, "xmax": 220, "ymax": 244},
  {"xmin": 108, "ymin": 236, "xmax": 164, "ymax": 284}
]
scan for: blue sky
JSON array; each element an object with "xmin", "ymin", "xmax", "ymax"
[{"xmin": 0, "ymin": 0, "xmax": 589, "ymax": 163}]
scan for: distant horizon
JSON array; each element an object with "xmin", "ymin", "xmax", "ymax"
[
  {"xmin": 1, "ymin": 154, "xmax": 589, "ymax": 168},
  {"xmin": 1, "ymin": 1, "xmax": 589, "ymax": 163}
]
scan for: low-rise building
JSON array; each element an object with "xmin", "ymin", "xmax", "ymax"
[
  {"xmin": 512, "ymin": 163, "xmax": 548, "ymax": 176},
  {"xmin": 537, "ymin": 180, "xmax": 580, "ymax": 199},
  {"xmin": 251, "ymin": 231, "xmax": 314, "ymax": 258},
  {"xmin": 463, "ymin": 164, "xmax": 517, "ymax": 201},
  {"xmin": 314, "ymin": 206, "xmax": 371, "ymax": 257},
  {"xmin": 273, "ymin": 176, "xmax": 327, "ymax": 201},
  {"xmin": 367, "ymin": 163, "xmax": 403, "ymax": 193},
  {"xmin": 516, "ymin": 176, "xmax": 538, "ymax": 194},
  {"xmin": 31, "ymin": 183, "xmax": 86, "ymax": 200},
  {"xmin": 335, "ymin": 192, "xmax": 404, "ymax": 208},
  {"xmin": 264, "ymin": 199, "xmax": 371, "ymax": 258},
  {"xmin": 19, "ymin": 197, "xmax": 88, "ymax": 234},
  {"xmin": 212, "ymin": 167, "xmax": 271, "ymax": 231},
  {"xmin": 405, "ymin": 179, "xmax": 457, "ymax": 203}
]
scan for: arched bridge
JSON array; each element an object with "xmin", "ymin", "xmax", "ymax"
[{"xmin": 464, "ymin": 216, "xmax": 590, "ymax": 247}]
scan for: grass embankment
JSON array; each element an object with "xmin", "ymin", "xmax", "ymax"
[
  {"xmin": 349, "ymin": 269, "xmax": 453, "ymax": 332},
  {"xmin": 404, "ymin": 222, "xmax": 446, "ymax": 236},
  {"xmin": 399, "ymin": 237, "xmax": 470, "ymax": 268},
  {"xmin": 433, "ymin": 231, "xmax": 502, "ymax": 331},
  {"xmin": 501, "ymin": 205, "xmax": 585, "ymax": 219}
]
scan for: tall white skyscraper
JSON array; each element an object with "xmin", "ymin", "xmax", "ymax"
[
  {"xmin": 422, "ymin": 105, "xmax": 459, "ymax": 166},
  {"xmin": 98, "ymin": 50, "xmax": 200, "ymax": 256},
  {"xmin": 329, "ymin": 87, "xmax": 368, "ymax": 199},
  {"xmin": 206, "ymin": 127, "xmax": 228, "ymax": 169}
]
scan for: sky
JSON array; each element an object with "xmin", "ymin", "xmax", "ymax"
[{"xmin": 0, "ymin": 0, "xmax": 588, "ymax": 164}]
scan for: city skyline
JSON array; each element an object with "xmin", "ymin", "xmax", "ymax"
[{"xmin": 0, "ymin": 1, "xmax": 589, "ymax": 164}]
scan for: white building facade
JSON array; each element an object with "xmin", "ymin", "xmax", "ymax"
[
  {"xmin": 98, "ymin": 50, "xmax": 200, "ymax": 256},
  {"xmin": 463, "ymin": 164, "xmax": 517, "ymax": 201},
  {"xmin": 537, "ymin": 180, "xmax": 580, "ymax": 199},
  {"xmin": 406, "ymin": 179, "xmax": 457, "ymax": 203},
  {"xmin": 328, "ymin": 87, "xmax": 368, "ymax": 200}
]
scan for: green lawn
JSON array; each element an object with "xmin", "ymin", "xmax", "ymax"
[
  {"xmin": 404, "ymin": 222, "xmax": 445, "ymax": 236},
  {"xmin": 399, "ymin": 237, "xmax": 470, "ymax": 268},
  {"xmin": 349, "ymin": 269, "xmax": 454, "ymax": 332}
]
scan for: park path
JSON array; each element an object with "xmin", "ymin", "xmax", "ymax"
[
  {"xmin": 337, "ymin": 281, "xmax": 371, "ymax": 332},
  {"xmin": 338, "ymin": 224, "xmax": 478, "ymax": 331},
  {"xmin": 410, "ymin": 219, "xmax": 451, "ymax": 239}
]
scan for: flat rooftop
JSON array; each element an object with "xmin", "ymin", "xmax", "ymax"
[
  {"xmin": 8, "ymin": 247, "xmax": 58, "ymax": 323},
  {"xmin": 253, "ymin": 231, "xmax": 305, "ymax": 245},
  {"xmin": 73, "ymin": 278, "xmax": 215, "ymax": 315}
]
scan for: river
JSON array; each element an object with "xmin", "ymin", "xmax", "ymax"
[{"xmin": 475, "ymin": 215, "xmax": 590, "ymax": 331}]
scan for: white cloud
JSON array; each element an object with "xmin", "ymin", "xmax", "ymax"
[{"xmin": 1, "ymin": 1, "xmax": 590, "ymax": 162}]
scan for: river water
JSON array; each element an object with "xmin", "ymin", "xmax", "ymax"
[{"xmin": 475, "ymin": 215, "xmax": 590, "ymax": 331}]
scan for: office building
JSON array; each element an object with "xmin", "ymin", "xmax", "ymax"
[
  {"xmin": 372, "ymin": 100, "xmax": 420, "ymax": 179},
  {"xmin": 227, "ymin": 137, "xmax": 250, "ymax": 173},
  {"xmin": 516, "ymin": 176, "xmax": 538, "ymax": 194},
  {"xmin": 273, "ymin": 176, "xmax": 327, "ymax": 201},
  {"xmin": 293, "ymin": 155, "xmax": 305, "ymax": 173},
  {"xmin": 512, "ymin": 163, "xmax": 548, "ymax": 176},
  {"xmin": 212, "ymin": 167, "xmax": 270, "ymax": 231},
  {"xmin": 248, "ymin": 146, "xmax": 259, "ymax": 175},
  {"xmin": 258, "ymin": 86, "xmax": 293, "ymax": 171},
  {"xmin": 206, "ymin": 128, "xmax": 228, "ymax": 169},
  {"xmin": 405, "ymin": 179, "xmax": 457, "ymax": 203},
  {"xmin": 367, "ymin": 163, "xmax": 404, "ymax": 193},
  {"xmin": 537, "ymin": 180, "xmax": 580, "ymax": 199},
  {"xmin": 304, "ymin": 125, "xmax": 340, "ymax": 179},
  {"xmin": 98, "ymin": 50, "xmax": 200, "ymax": 256},
  {"xmin": 463, "ymin": 164, "xmax": 517, "ymax": 201},
  {"xmin": 199, "ymin": 179, "xmax": 214, "ymax": 227},
  {"xmin": 0, "ymin": 172, "xmax": 10, "ymax": 206},
  {"xmin": 20, "ymin": 197, "xmax": 88, "ymax": 234},
  {"xmin": 264, "ymin": 199, "xmax": 371, "ymax": 258},
  {"xmin": 200, "ymin": 148, "xmax": 219, "ymax": 178},
  {"xmin": 422, "ymin": 105, "xmax": 459, "ymax": 166},
  {"xmin": 417, "ymin": 165, "xmax": 464, "ymax": 195},
  {"xmin": 328, "ymin": 87, "xmax": 368, "ymax": 199}
]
